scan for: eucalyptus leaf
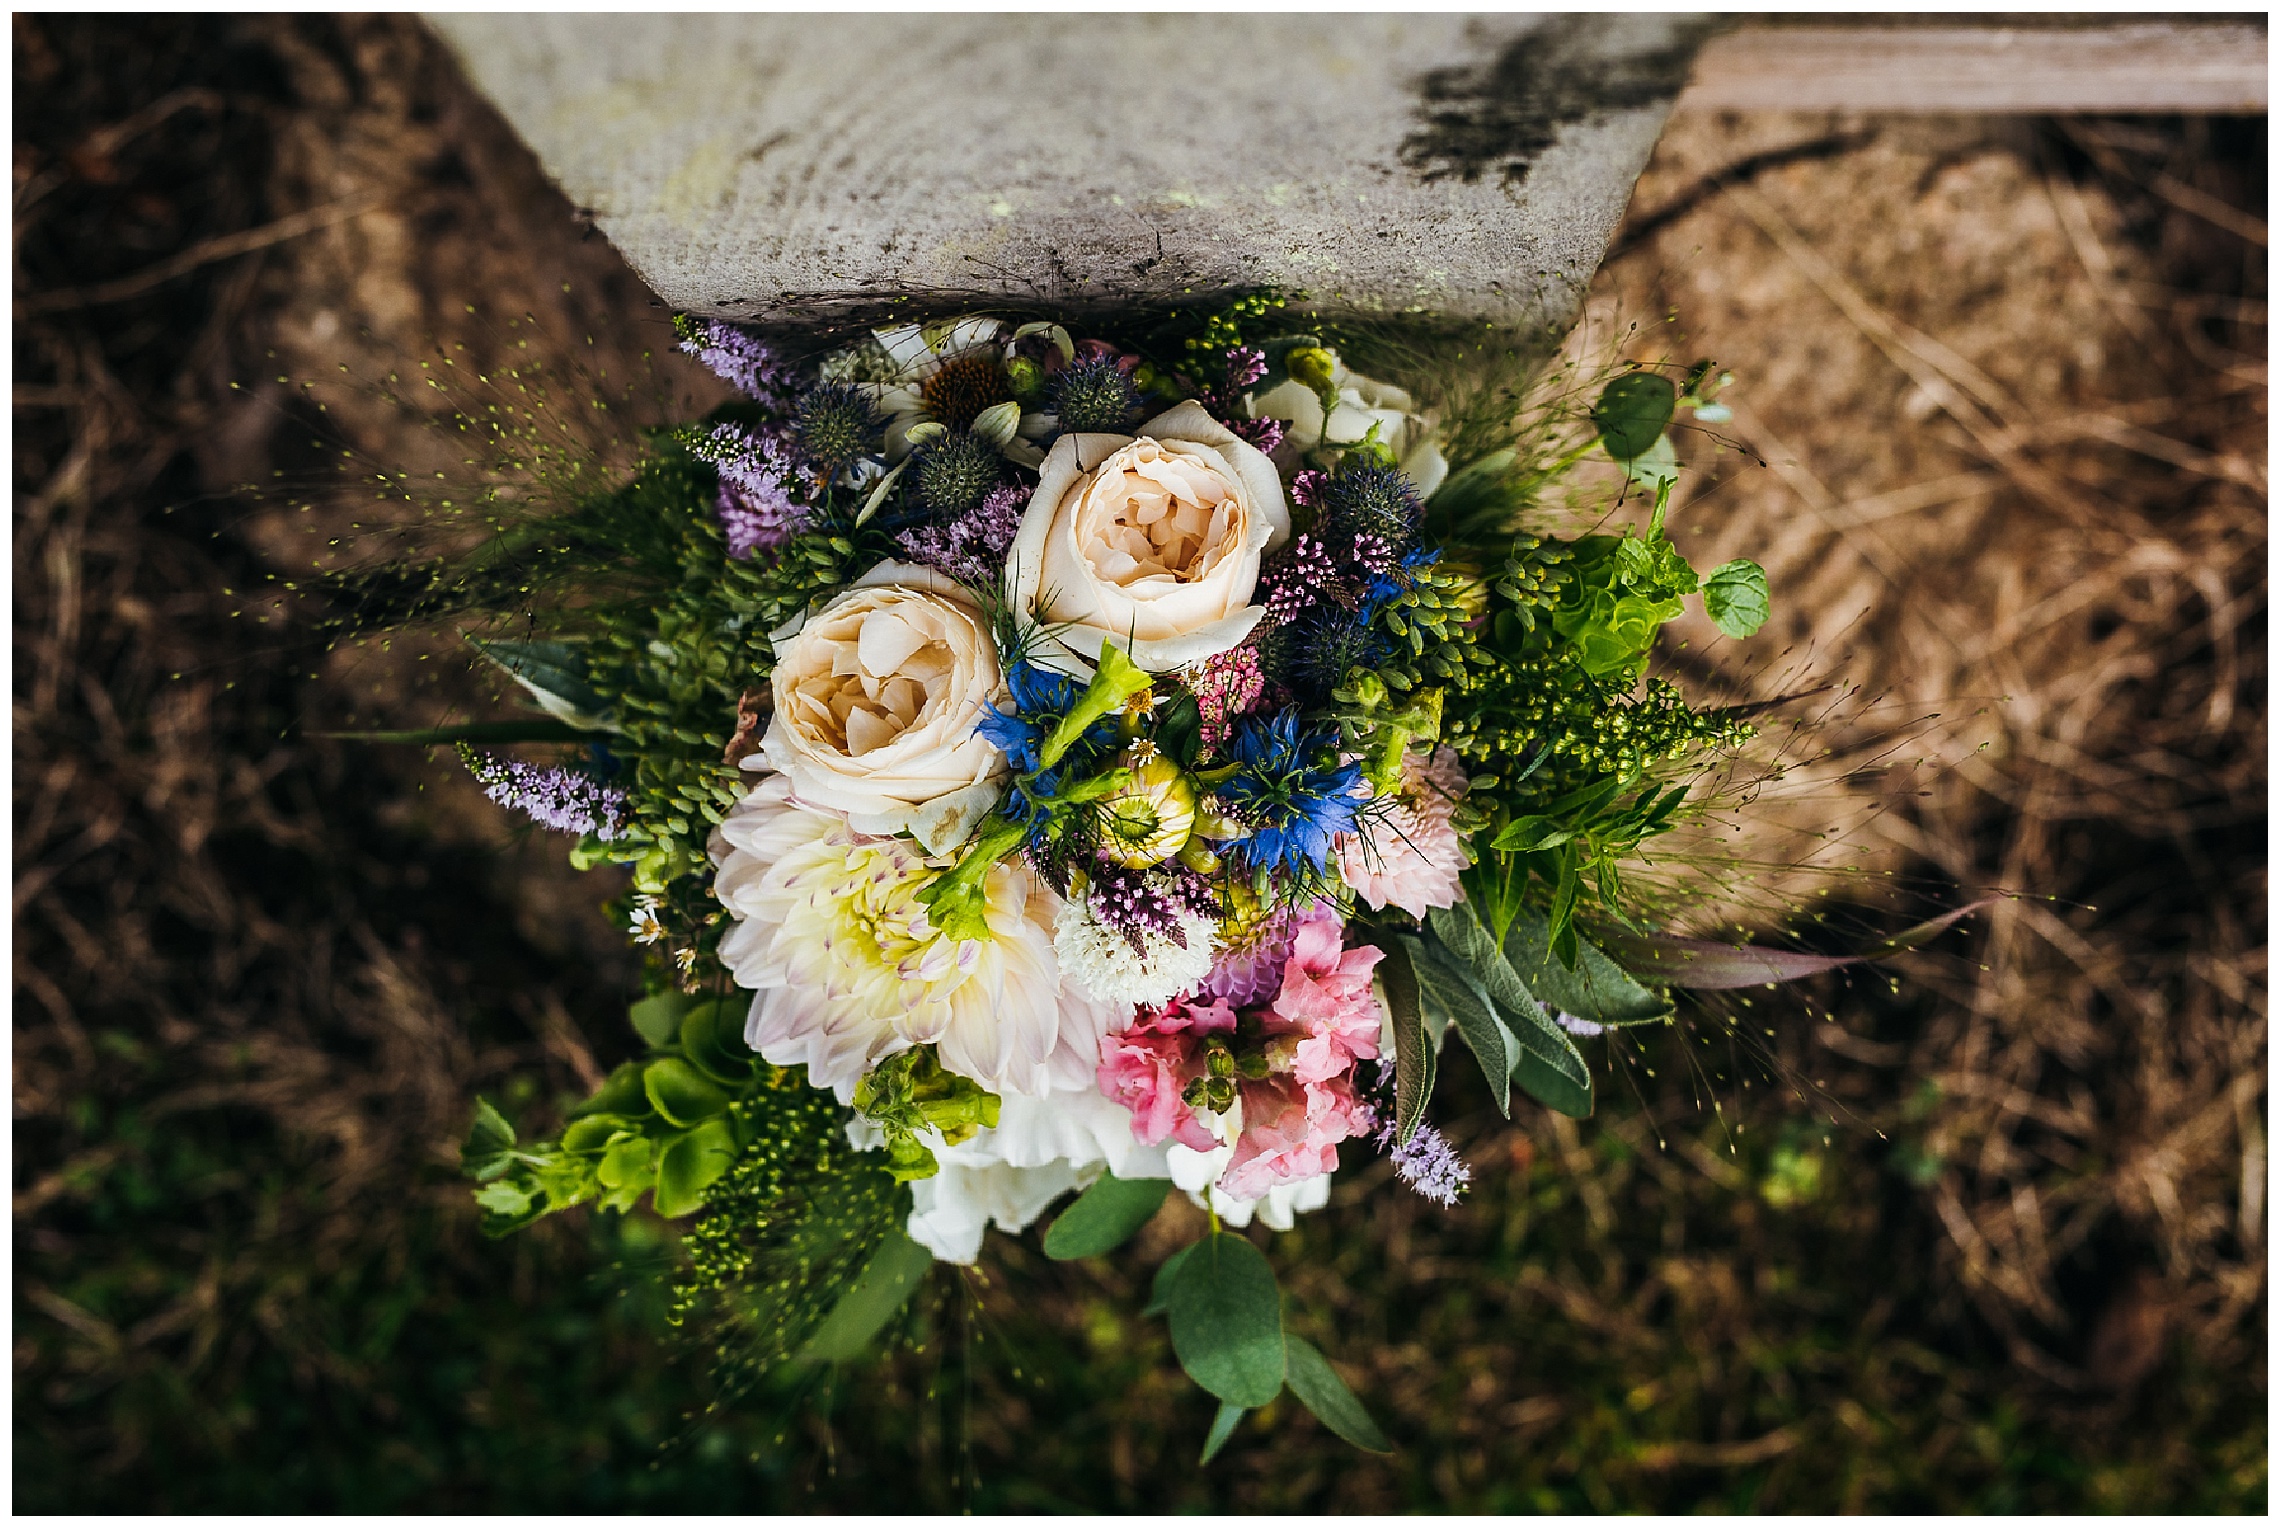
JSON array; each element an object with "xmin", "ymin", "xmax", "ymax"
[
  {"xmin": 466, "ymin": 637, "xmax": 621, "ymax": 733},
  {"xmin": 1503, "ymin": 910, "xmax": 1671, "ymax": 1025},
  {"xmin": 1200, "ymin": 1401, "xmax": 1247, "ymax": 1466},
  {"xmin": 1283, "ymin": 1334, "xmax": 1394, "ymax": 1454},
  {"xmin": 1044, "ymin": 1174, "xmax": 1171, "ymax": 1261},
  {"xmin": 652, "ymin": 1116, "xmax": 739, "ymax": 1218},
  {"xmin": 799, "ymin": 1229, "xmax": 932, "ymax": 1362},
  {"xmin": 1143, "ymin": 1240, "xmax": 1199, "ymax": 1319},
  {"xmin": 1166, "ymin": 1233, "xmax": 1287, "ymax": 1408},
  {"xmin": 1703, "ymin": 558, "xmax": 1771, "ymax": 639},
  {"xmin": 1378, "ymin": 938, "xmax": 1436, "ymax": 1146}
]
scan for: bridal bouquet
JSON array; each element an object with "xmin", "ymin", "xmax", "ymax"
[{"xmin": 407, "ymin": 299, "xmax": 1800, "ymax": 1455}]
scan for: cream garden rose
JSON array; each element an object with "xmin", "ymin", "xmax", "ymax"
[
  {"xmin": 1008, "ymin": 400, "xmax": 1289, "ymax": 672},
  {"xmin": 759, "ymin": 561, "xmax": 1006, "ymax": 839}
]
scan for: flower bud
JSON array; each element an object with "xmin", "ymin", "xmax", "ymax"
[
  {"xmin": 1096, "ymin": 748, "xmax": 1198, "ymax": 868},
  {"xmin": 1286, "ymin": 346, "xmax": 1335, "ymax": 390},
  {"xmin": 1004, "ymin": 354, "xmax": 1046, "ymax": 405}
]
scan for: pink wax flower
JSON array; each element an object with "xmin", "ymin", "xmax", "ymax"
[
  {"xmin": 1266, "ymin": 919, "xmax": 1385, "ymax": 1084},
  {"xmin": 1095, "ymin": 994, "xmax": 1234, "ymax": 1154},
  {"xmin": 1219, "ymin": 1073, "xmax": 1373, "ymax": 1202},
  {"xmin": 1336, "ymin": 746, "xmax": 1470, "ymax": 919}
]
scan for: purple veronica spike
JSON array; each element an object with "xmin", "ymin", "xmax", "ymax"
[
  {"xmin": 687, "ymin": 422, "xmax": 810, "ymax": 557},
  {"xmin": 897, "ymin": 482, "xmax": 1029, "ymax": 583},
  {"xmin": 676, "ymin": 317, "xmax": 798, "ymax": 408},
  {"xmin": 460, "ymin": 747, "xmax": 627, "ymax": 840}
]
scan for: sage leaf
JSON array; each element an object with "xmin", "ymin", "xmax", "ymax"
[
  {"xmin": 1166, "ymin": 1232, "xmax": 1286, "ymax": 1408},
  {"xmin": 1503, "ymin": 911, "xmax": 1670, "ymax": 1025},
  {"xmin": 1283, "ymin": 1334, "xmax": 1394, "ymax": 1454},
  {"xmin": 466, "ymin": 636, "xmax": 621, "ymax": 732},
  {"xmin": 1406, "ymin": 936, "xmax": 1515, "ymax": 1118},
  {"xmin": 1044, "ymin": 1174, "xmax": 1171, "ymax": 1261},
  {"xmin": 1379, "ymin": 937, "xmax": 1436, "ymax": 1146}
]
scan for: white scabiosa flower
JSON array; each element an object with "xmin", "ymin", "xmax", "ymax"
[
  {"xmin": 1051, "ymin": 893, "xmax": 1216, "ymax": 1008},
  {"xmin": 711, "ymin": 775, "xmax": 1091, "ymax": 1101}
]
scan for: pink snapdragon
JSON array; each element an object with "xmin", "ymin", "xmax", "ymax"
[
  {"xmin": 1220, "ymin": 1073, "xmax": 1374, "ymax": 1202},
  {"xmin": 1266, "ymin": 918, "xmax": 1385, "ymax": 1083},
  {"xmin": 1096, "ymin": 921, "xmax": 1386, "ymax": 1202},
  {"xmin": 1095, "ymin": 994, "xmax": 1235, "ymax": 1154}
]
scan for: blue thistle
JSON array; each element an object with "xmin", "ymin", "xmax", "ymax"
[
  {"xmin": 792, "ymin": 382, "xmax": 881, "ymax": 480},
  {"xmin": 1319, "ymin": 460, "xmax": 1424, "ymax": 548},
  {"xmin": 1048, "ymin": 356, "xmax": 1140, "ymax": 434},
  {"xmin": 912, "ymin": 429, "xmax": 1000, "ymax": 517},
  {"xmin": 1217, "ymin": 709, "xmax": 1365, "ymax": 876}
]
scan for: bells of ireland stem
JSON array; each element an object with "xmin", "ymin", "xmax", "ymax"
[{"xmin": 1096, "ymin": 745, "xmax": 1198, "ymax": 869}]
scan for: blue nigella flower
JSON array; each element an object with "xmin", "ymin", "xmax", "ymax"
[
  {"xmin": 1218, "ymin": 708, "xmax": 1365, "ymax": 876},
  {"xmin": 973, "ymin": 659, "xmax": 1121, "ymax": 838}
]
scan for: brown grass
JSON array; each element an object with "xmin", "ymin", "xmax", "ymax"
[{"xmin": 13, "ymin": 16, "xmax": 2264, "ymax": 1511}]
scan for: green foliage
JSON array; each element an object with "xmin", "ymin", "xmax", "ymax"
[
  {"xmin": 851, "ymin": 1047, "xmax": 1002, "ymax": 1182},
  {"xmin": 1165, "ymin": 1232, "xmax": 1287, "ymax": 1409},
  {"xmin": 795, "ymin": 1230, "xmax": 933, "ymax": 1363},
  {"xmin": 460, "ymin": 986, "xmax": 835, "ymax": 1231},
  {"xmin": 1378, "ymin": 938, "xmax": 1435, "ymax": 1148},
  {"xmin": 1703, "ymin": 557, "xmax": 1772, "ymax": 639},
  {"xmin": 1404, "ymin": 904, "xmax": 1595, "ymax": 1120},
  {"xmin": 1592, "ymin": 371, "xmax": 1678, "ymax": 461},
  {"xmin": 670, "ymin": 1082, "xmax": 903, "ymax": 1406},
  {"xmin": 1043, "ymin": 1174, "xmax": 1173, "ymax": 1261},
  {"xmin": 1281, "ymin": 1335, "xmax": 1394, "ymax": 1455}
]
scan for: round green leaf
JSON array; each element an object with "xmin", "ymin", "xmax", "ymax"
[
  {"xmin": 1594, "ymin": 372, "xmax": 1677, "ymax": 460},
  {"xmin": 679, "ymin": 997, "xmax": 757, "ymax": 1085},
  {"xmin": 643, "ymin": 1056, "xmax": 730, "ymax": 1127},
  {"xmin": 1166, "ymin": 1233, "xmax": 1286, "ymax": 1408},
  {"xmin": 568, "ymin": 1061, "xmax": 653, "ymax": 1121},
  {"xmin": 1043, "ymin": 1174, "xmax": 1171, "ymax": 1261},
  {"xmin": 628, "ymin": 990, "xmax": 693, "ymax": 1049},
  {"xmin": 652, "ymin": 1117, "xmax": 739, "ymax": 1218}
]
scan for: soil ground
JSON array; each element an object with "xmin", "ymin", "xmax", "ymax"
[{"xmin": 13, "ymin": 15, "xmax": 2266, "ymax": 1511}]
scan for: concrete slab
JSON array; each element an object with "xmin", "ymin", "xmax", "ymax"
[{"xmin": 429, "ymin": 13, "xmax": 1709, "ymax": 334}]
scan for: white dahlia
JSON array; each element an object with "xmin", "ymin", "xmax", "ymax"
[{"xmin": 711, "ymin": 775, "xmax": 1097, "ymax": 1101}]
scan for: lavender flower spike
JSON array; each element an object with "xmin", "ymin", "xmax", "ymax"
[
  {"xmin": 674, "ymin": 315, "xmax": 798, "ymax": 409},
  {"xmin": 459, "ymin": 745, "xmax": 627, "ymax": 840},
  {"xmin": 1384, "ymin": 1119, "xmax": 1472, "ymax": 1207},
  {"xmin": 684, "ymin": 421, "xmax": 810, "ymax": 558}
]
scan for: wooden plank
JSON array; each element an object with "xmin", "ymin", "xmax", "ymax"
[{"xmin": 1678, "ymin": 22, "xmax": 2266, "ymax": 114}]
